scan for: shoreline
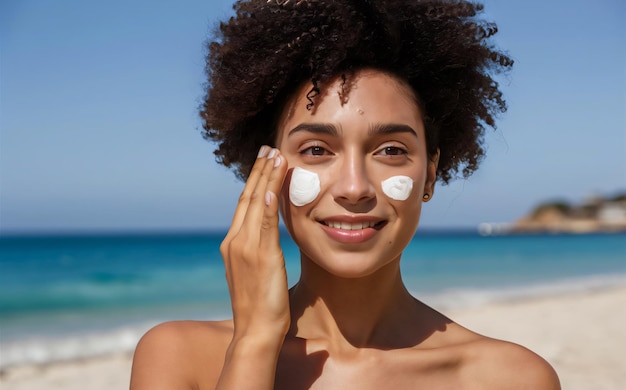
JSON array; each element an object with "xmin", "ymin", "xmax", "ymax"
[
  {"xmin": 4, "ymin": 272, "xmax": 625, "ymax": 370},
  {"xmin": 2, "ymin": 284, "xmax": 625, "ymax": 389}
]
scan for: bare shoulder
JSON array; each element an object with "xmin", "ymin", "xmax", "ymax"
[
  {"xmin": 461, "ymin": 336, "xmax": 561, "ymax": 390},
  {"xmin": 130, "ymin": 319, "xmax": 233, "ymax": 390},
  {"xmin": 407, "ymin": 306, "xmax": 560, "ymax": 389}
]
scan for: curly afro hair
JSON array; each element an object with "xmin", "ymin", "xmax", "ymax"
[{"xmin": 200, "ymin": 0, "xmax": 513, "ymax": 183}]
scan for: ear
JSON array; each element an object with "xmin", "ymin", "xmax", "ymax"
[{"xmin": 424, "ymin": 148, "xmax": 439, "ymax": 199}]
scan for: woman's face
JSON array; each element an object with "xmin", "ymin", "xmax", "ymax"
[{"xmin": 276, "ymin": 69, "xmax": 438, "ymax": 278}]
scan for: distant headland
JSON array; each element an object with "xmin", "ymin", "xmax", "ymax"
[
  {"xmin": 511, "ymin": 192, "xmax": 626, "ymax": 234},
  {"xmin": 477, "ymin": 192, "xmax": 626, "ymax": 235}
]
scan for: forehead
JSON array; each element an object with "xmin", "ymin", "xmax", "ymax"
[{"xmin": 277, "ymin": 69, "xmax": 423, "ymax": 136}]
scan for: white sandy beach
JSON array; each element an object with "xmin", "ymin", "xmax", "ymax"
[{"xmin": 2, "ymin": 286, "xmax": 625, "ymax": 390}]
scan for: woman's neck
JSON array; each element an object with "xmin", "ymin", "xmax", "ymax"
[{"xmin": 288, "ymin": 257, "xmax": 440, "ymax": 352}]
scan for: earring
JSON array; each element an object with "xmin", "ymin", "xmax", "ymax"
[{"xmin": 422, "ymin": 193, "xmax": 431, "ymax": 201}]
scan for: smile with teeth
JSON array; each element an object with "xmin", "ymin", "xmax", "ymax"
[{"xmin": 321, "ymin": 221, "xmax": 384, "ymax": 230}]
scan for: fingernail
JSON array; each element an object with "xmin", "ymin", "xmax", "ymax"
[
  {"xmin": 257, "ymin": 146, "xmax": 268, "ymax": 158},
  {"xmin": 274, "ymin": 155, "xmax": 281, "ymax": 167},
  {"xmin": 265, "ymin": 191, "xmax": 273, "ymax": 206},
  {"xmin": 267, "ymin": 148, "xmax": 277, "ymax": 159}
]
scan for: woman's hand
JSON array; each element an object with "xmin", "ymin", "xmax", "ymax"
[{"xmin": 217, "ymin": 146, "xmax": 289, "ymax": 389}]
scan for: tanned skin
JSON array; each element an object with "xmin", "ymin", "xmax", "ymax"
[{"xmin": 131, "ymin": 71, "xmax": 560, "ymax": 390}]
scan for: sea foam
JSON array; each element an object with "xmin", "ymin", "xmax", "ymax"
[
  {"xmin": 413, "ymin": 273, "xmax": 626, "ymax": 312},
  {"xmin": 0, "ymin": 324, "xmax": 149, "ymax": 369}
]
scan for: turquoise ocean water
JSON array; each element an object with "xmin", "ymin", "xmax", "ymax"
[{"xmin": 1, "ymin": 231, "xmax": 625, "ymax": 368}]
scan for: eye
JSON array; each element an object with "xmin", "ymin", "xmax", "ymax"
[
  {"xmin": 377, "ymin": 146, "xmax": 407, "ymax": 156},
  {"xmin": 300, "ymin": 145, "xmax": 330, "ymax": 156}
]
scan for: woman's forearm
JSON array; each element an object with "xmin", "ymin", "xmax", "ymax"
[{"xmin": 216, "ymin": 333, "xmax": 285, "ymax": 389}]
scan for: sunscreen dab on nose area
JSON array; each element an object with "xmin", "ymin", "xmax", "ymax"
[
  {"xmin": 289, "ymin": 167, "xmax": 321, "ymax": 206},
  {"xmin": 381, "ymin": 176, "xmax": 414, "ymax": 201}
]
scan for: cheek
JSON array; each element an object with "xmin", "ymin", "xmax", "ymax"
[
  {"xmin": 288, "ymin": 167, "xmax": 321, "ymax": 207},
  {"xmin": 380, "ymin": 175, "xmax": 414, "ymax": 201},
  {"xmin": 279, "ymin": 168, "xmax": 320, "ymax": 237}
]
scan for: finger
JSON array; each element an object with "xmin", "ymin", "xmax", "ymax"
[
  {"xmin": 228, "ymin": 145, "xmax": 272, "ymax": 235},
  {"xmin": 265, "ymin": 152, "xmax": 289, "ymax": 205},
  {"xmin": 240, "ymin": 148, "xmax": 282, "ymax": 233},
  {"xmin": 260, "ymin": 153, "xmax": 288, "ymax": 248}
]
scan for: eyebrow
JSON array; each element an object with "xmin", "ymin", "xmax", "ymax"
[
  {"xmin": 288, "ymin": 123, "xmax": 339, "ymax": 137},
  {"xmin": 287, "ymin": 122, "xmax": 418, "ymax": 138},
  {"xmin": 368, "ymin": 123, "xmax": 418, "ymax": 138}
]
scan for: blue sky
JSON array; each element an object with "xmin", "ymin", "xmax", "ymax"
[{"xmin": 1, "ymin": 0, "xmax": 624, "ymax": 233}]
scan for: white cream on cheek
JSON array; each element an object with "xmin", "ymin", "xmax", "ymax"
[
  {"xmin": 289, "ymin": 167, "xmax": 321, "ymax": 207},
  {"xmin": 381, "ymin": 176, "xmax": 414, "ymax": 201},
  {"xmin": 289, "ymin": 168, "xmax": 413, "ymax": 205}
]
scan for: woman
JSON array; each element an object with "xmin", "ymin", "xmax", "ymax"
[{"xmin": 131, "ymin": 0, "xmax": 560, "ymax": 388}]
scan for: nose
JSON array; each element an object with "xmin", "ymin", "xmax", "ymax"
[{"xmin": 330, "ymin": 151, "xmax": 376, "ymax": 207}]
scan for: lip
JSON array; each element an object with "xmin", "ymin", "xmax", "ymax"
[{"xmin": 317, "ymin": 216, "xmax": 387, "ymax": 244}]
